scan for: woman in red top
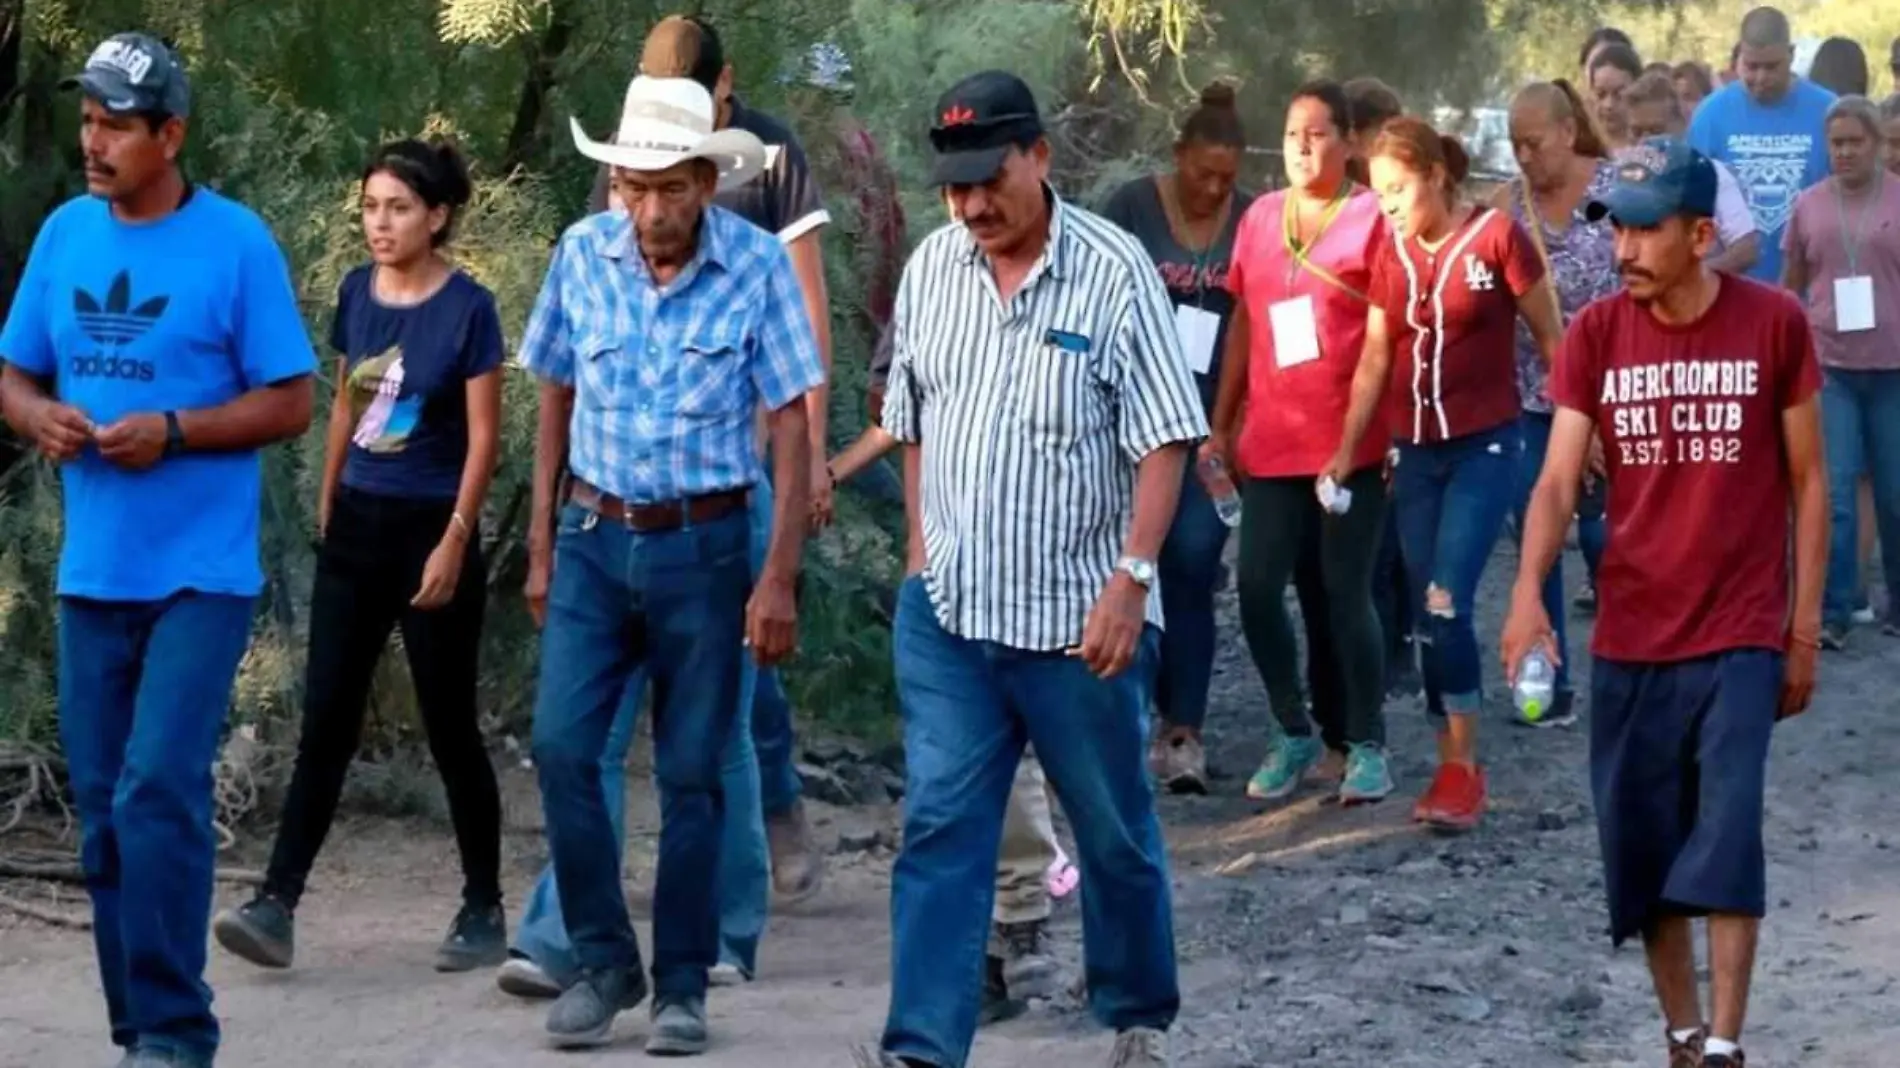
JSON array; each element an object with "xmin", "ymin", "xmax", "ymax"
[
  {"xmin": 1210, "ymin": 81, "xmax": 1393, "ymax": 806},
  {"xmin": 1323, "ymin": 117, "xmax": 1562, "ymax": 831}
]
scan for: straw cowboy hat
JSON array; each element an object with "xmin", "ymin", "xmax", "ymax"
[{"xmin": 568, "ymin": 76, "xmax": 765, "ymax": 191}]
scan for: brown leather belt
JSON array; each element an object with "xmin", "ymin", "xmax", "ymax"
[{"xmin": 568, "ymin": 477, "xmax": 749, "ymax": 532}]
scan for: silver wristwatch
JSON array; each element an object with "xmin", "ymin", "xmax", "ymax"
[{"xmin": 1115, "ymin": 555, "xmax": 1157, "ymax": 588}]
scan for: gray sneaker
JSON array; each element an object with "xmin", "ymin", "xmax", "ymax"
[
  {"xmin": 545, "ymin": 968, "xmax": 647, "ymax": 1049},
  {"xmin": 848, "ymin": 1046, "xmax": 910, "ymax": 1067},
  {"xmin": 994, "ymin": 919, "xmax": 1060, "ymax": 1001},
  {"xmin": 212, "ymin": 893, "xmax": 294, "ymax": 969},
  {"xmin": 645, "ymin": 996, "xmax": 709, "ymax": 1056},
  {"xmin": 1107, "ymin": 1027, "xmax": 1169, "ymax": 1067}
]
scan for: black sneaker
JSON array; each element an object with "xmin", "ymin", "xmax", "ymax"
[
  {"xmin": 435, "ymin": 901, "xmax": 507, "ymax": 972},
  {"xmin": 1820, "ymin": 624, "xmax": 1848, "ymax": 651},
  {"xmin": 977, "ymin": 954, "xmax": 1026, "ymax": 1026},
  {"xmin": 212, "ymin": 893, "xmax": 294, "ymax": 969},
  {"xmin": 1704, "ymin": 1053, "xmax": 1745, "ymax": 1068},
  {"xmin": 1573, "ymin": 583, "xmax": 1597, "ymax": 615},
  {"xmin": 1667, "ymin": 1026, "xmax": 1705, "ymax": 1068}
]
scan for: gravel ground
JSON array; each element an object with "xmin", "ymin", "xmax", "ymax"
[{"xmin": 3, "ymin": 537, "xmax": 1898, "ymax": 1067}]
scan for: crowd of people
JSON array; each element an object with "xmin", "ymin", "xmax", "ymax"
[{"xmin": 0, "ymin": 4, "xmax": 1891, "ymax": 1067}]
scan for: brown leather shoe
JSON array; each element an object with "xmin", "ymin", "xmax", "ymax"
[{"xmin": 766, "ymin": 798, "xmax": 826, "ymax": 904}]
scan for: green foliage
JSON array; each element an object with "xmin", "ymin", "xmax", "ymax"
[{"xmin": 1, "ymin": 0, "xmax": 1548, "ymax": 803}]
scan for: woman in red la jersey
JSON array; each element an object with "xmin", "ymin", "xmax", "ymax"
[
  {"xmin": 1323, "ymin": 117, "xmax": 1564, "ymax": 832},
  {"xmin": 1209, "ymin": 81, "xmax": 1393, "ymax": 807}
]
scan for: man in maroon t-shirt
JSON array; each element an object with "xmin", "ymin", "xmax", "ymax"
[{"xmin": 1503, "ymin": 138, "xmax": 1827, "ymax": 1068}]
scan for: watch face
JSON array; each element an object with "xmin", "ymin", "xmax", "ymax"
[{"xmin": 1123, "ymin": 558, "xmax": 1156, "ymax": 583}]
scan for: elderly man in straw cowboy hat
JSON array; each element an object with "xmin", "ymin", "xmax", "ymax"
[{"xmin": 515, "ymin": 73, "xmax": 825, "ymax": 1055}]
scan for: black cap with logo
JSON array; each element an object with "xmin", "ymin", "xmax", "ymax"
[
  {"xmin": 61, "ymin": 32, "xmax": 192, "ymax": 119},
  {"xmin": 928, "ymin": 70, "xmax": 1044, "ymax": 187}
]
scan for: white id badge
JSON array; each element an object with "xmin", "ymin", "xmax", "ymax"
[
  {"xmin": 1836, "ymin": 275, "xmax": 1876, "ymax": 333},
  {"xmin": 1268, "ymin": 295, "xmax": 1321, "ymax": 369},
  {"xmin": 1174, "ymin": 305, "xmax": 1221, "ymax": 374}
]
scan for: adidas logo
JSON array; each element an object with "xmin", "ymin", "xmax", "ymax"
[
  {"xmin": 74, "ymin": 270, "xmax": 168, "ymax": 348},
  {"xmin": 69, "ymin": 271, "xmax": 166, "ymax": 381}
]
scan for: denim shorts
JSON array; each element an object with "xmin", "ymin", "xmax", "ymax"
[{"xmin": 1589, "ymin": 649, "xmax": 1782, "ymax": 945}]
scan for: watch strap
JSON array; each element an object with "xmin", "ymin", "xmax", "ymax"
[{"xmin": 163, "ymin": 411, "xmax": 184, "ymax": 456}]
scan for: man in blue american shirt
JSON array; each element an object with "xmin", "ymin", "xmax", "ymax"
[{"xmin": 1688, "ymin": 5, "xmax": 1836, "ymax": 284}]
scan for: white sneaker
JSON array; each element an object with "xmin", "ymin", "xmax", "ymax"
[
  {"xmin": 497, "ymin": 954, "xmax": 562, "ymax": 1000},
  {"xmin": 709, "ymin": 962, "xmax": 749, "ymax": 987}
]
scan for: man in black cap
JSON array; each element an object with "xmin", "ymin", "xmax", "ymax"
[
  {"xmin": 1504, "ymin": 137, "xmax": 1826, "ymax": 1068},
  {"xmin": 853, "ymin": 70, "xmax": 1204, "ymax": 1068},
  {"xmin": 0, "ymin": 31, "xmax": 315, "ymax": 1068}
]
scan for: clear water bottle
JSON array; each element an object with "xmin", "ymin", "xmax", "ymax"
[
  {"xmin": 1198, "ymin": 454, "xmax": 1243, "ymax": 528},
  {"xmin": 1514, "ymin": 648, "xmax": 1556, "ymax": 723}
]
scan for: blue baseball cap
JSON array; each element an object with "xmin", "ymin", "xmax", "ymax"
[
  {"xmin": 1585, "ymin": 137, "xmax": 1718, "ymax": 227},
  {"xmin": 60, "ymin": 33, "xmax": 192, "ymax": 119}
]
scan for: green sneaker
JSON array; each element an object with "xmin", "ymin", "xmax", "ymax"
[
  {"xmin": 1246, "ymin": 735, "xmax": 1322, "ymax": 800},
  {"xmin": 1338, "ymin": 743, "xmax": 1394, "ymax": 804}
]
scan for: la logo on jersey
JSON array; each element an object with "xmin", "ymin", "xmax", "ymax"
[{"xmin": 1462, "ymin": 254, "xmax": 1496, "ymax": 292}]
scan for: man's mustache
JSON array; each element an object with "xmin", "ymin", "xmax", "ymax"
[
  {"xmin": 85, "ymin": 159, "xmax": 117, "ymax": 177},
  {"xmin": 1619, "ymin": 264, "xmax": 1656, "ymax": 283}
]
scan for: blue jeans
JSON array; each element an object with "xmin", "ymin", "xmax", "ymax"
[
  {"xmin": 751, "ymin": 660, "xmax": 801, "ymax": 818},
  {"xmin": 882, "ymin": 577, "xmax": 1177, "ymax": 1068},
  {"xmin": 530, "ymin": 502, "xmax": 751, "ymax": 998},
  {"xmin": 1821, "ymin": 368, "xmax": 1900, "ymax": 627},
  {"xmin": 1392, "ymin": 422, "xmax": 1520, "ymax": 718},
  {"xmin": 1153, "ymin": 463, "xmax": 1231, "ymax": 730},
  {"xmin": 1511, "ymin": 413, "xmax": 1573, "ymax": 693},
  {"xmin": 515, "ymin": 492, "xmax": 774, "ymax": 981},
  {"xmin": 60, "ymin": 593, "xmax": 256, "ymax": 1063}
]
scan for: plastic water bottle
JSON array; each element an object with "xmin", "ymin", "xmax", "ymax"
[
  {"xmin": 1198, "ymin": 454, "xmax": 1243, "ymax": 528},
  {"xmin": 1514, "ymin": 648, "xmax": 1556, "ymax": 723}
]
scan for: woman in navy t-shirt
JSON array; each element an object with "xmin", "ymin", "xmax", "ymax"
[{"xmin": 213, "ymin": 139, "xmax": 508, "ymax": 972}]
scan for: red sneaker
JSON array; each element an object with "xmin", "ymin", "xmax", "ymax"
[{"xmin": 1412, "ymin": 762, "xmax": 1486, "ymax": 830}]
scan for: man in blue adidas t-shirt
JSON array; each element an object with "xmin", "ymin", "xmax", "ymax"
[
  {"xmin": 0, "ymin": 32, "xmax": 314, "ymax": 1068},
  {"xmin": 1687, "ymin": 5, "xmax": 1836, "ymax": 285}
]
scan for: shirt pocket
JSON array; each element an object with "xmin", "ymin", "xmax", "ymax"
[
  {"xmin": 676, "ymin": 334, "xmax": 750, "ymax": 418},
  {"xmin": 1011, "ymin": 339, "xmax": 1111, "ymax": 451},
  {"xmin": 574, "ymin": 333, "xmax": 621, "ymax": 403}
]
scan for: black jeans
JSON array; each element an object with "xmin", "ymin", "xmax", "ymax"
[
  {"xmin": 1235, "ymin": 470, "xmax": 1389, "ymax": 749},
  {"xmin": 262, "ymin": 486, "xmax": 502, "ymax": 909},
  {"xmin": 1373, "ymin": 502, "xmax": 1413, "ymax": 676}
]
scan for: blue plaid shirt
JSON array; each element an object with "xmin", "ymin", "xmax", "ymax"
[{"xmin": 517, "ymin": 205, "xmax": 825, "ymax": 503}]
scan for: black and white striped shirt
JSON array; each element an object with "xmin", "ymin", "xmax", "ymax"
[{"xmin": 882, "ymin": 194, "xmax": 1208, "ymax": 651}]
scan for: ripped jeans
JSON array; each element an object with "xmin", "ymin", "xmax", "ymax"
[{"xmin": 1391, "ymin": 422, "xmax": 1520, "ymax": 719}]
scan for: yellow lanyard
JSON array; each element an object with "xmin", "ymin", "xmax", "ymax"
[{"xmin": 1281, "ymin": 182, "xmax": 1367, "ymax": 302}]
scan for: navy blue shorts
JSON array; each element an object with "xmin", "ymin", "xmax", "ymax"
[{"xmin": 1589, "ymin": 649, "xmax": 1783, "ymax": 945}]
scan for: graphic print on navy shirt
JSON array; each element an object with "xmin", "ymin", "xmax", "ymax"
[{"xmin": 329, "ymin": 266, "xmax": 504, "ymax": 500}]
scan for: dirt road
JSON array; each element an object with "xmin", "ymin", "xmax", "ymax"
[{"xmin": 5, "ymin": 541, "xmax": 1900, "ymax": 1066}]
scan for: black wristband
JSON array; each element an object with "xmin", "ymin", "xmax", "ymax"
[{"xmin": 163, "ymin": 411, "xmax": 185, "ymax": 457}]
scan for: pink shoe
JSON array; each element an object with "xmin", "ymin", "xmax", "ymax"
[{"xmin": 1045, "ymin": 850, "xmax": 1079, "ymax": 899}]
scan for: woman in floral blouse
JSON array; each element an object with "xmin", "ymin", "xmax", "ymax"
[{"xmin": 1495, "ymin": 79, "xmax": 1622, "ymax": 725}]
